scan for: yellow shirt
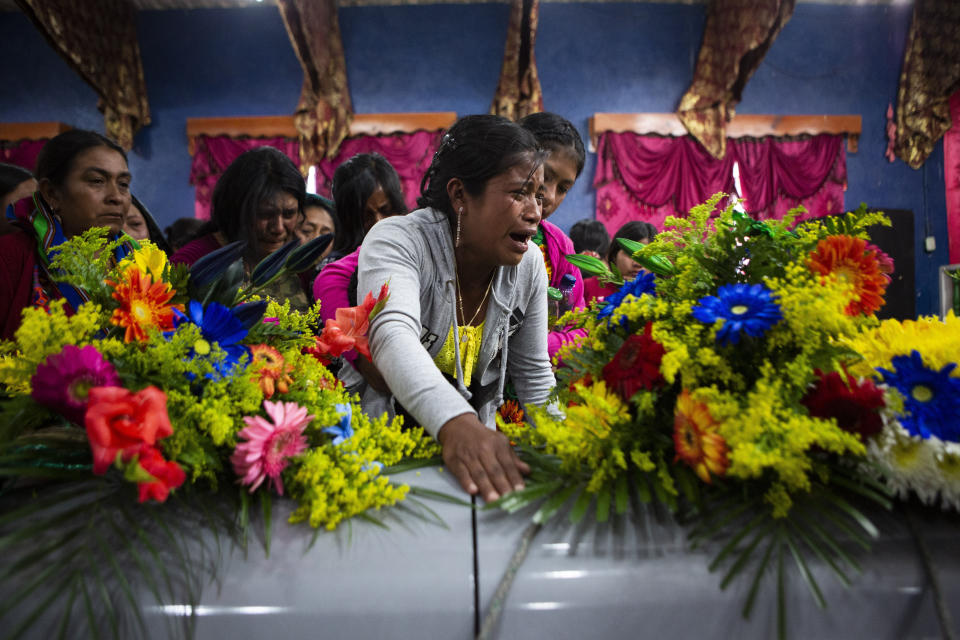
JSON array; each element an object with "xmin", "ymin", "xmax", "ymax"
[{"xmin": 433, "ymin": 322, "xmax": 484, "ymax": 387}]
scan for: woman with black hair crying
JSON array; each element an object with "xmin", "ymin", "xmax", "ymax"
[
  {"xmin": 170, "ymin": 146, "xmax": 311, "ymax": 311},
  {"xmin": 357, "ymin": 115, "xmax": 555, "ymax": 502}
]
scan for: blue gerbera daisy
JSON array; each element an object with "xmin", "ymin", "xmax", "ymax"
[
  {"xmin": 179, "ymin": 300, "xmax": 250, "ymax": 376},
  {"xmin": 598, "ymin": 271, "xmax": 657, "ymax": 322},
  {"xmin": 878, "ymin": 351, "xmax": 960, "ymax": 442},
  {"xmin": 691, "ymin": 283, "xmax": 782, "ymax": 346}
]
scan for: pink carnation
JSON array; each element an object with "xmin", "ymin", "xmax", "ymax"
[{"xmin": 231, "ymin": 400, "xmax": 313, "ymax": 495}]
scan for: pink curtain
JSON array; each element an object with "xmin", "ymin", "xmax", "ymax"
[
  {"xmin": 594, "ymin": 131, "xmax": 846, "ymax": 235},
  {"xmin": 313, "ymin": 130, "xmax": 443, "ymax": 211},
  {"xmin": 189, "ymin": 135, "xmax": 299, "ymax": 220},
  {"xmin": 1, "ymin": 139, "xmax": 48, "ymax": 217},
  {"xmin": 947, "ymin": 91, "xmax": 960, "ymax": 265},
  {"xmin": 1, "ymin": 138, "xmax": 47, "ymax": 172},
  {"xmin": 731, "ymin": 134, "xmax": 846, "ymax": 222},
  {"xmin": 593, "ymin": 132, "xmax": 735, "ymax": 235}
]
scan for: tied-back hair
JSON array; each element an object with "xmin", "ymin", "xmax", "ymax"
[
  {"xmin": 0, "ymin": 163, "xmax": 34, "ymax": 199},
  {"xmin": 608, "ymin": 220, "xmax": 658, "ymax": 264},
  {"xmin": 418, "ymin": 114, "xmax": 546, "ymax": 226},
  {"xmin": 35, "ymin": 129, "xmax": 127, "ymax": 188},
  {"xmin": 518, "ymin": 112, "xmax": 586, "ymax": 178},
  {"xmin": 329, "ymin": 153, "xmax": 405, "ymax": 257},
  {"xmin": 569, "ymin": 219, "xmax": 610, "ymax": 256},
  {"xmin": 208, "ymin": 146, "xmax": 306, "ymax": 261}
]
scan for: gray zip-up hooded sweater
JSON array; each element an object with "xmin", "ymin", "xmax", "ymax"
[{"xmin": 356, "ymin": 207, "xmax": 556, "ymax": 438}]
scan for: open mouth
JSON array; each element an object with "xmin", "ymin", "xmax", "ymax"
[{"xmin": 509, "ymin": 231, "xmax": 534, "ymax": 244}]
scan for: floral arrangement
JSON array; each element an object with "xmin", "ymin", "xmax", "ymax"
[
  {"xmin": 844, "ymin": 313, "xmax": 960, "ymax": 509},
  {"xmin": 0, "ymin": 230, "xmax": 439, "ymax": 635},
  {"xmin": 494, "ymin": 196, "xmax": 929, "ymax": 635}
]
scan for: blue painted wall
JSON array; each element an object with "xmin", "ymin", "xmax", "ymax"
[{"xmin": 0, "ymin": 2, "xmax": 948, "ymax": 315}]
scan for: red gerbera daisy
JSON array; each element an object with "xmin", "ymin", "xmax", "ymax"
[
  {"xmin": 602, "ymin": 322, "xmax": 665, "ymax": 401},
  {"xmin": 108, "ymin": 267, "xmax": 182, "ymax": 343},
  {"xmin": 808, "ymin": 235, "xmax": 890, "ymax": 316},
  {"xmin": 673, "ymin": 390, "xmax": 728, "ymax": 484},
  {"xmin": 801, "ymin": 368, "xmax": 886, "ymax": 440}
]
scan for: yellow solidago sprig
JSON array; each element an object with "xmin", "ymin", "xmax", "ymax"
[
  {"xmin": 701, "ymin": 374, "xmax": 866, "ymax": 518},
  {"xmin": 0, "ymin": 299, "xmax": 103, "ymax": 394},
  {"xmin": 521, "ymin": 381, "xmax": 653, "ymax": 494},
  {"xmin": 287, "ymin": 405, "xmax": 419, "ymax": 530},
  {"xmin": 246, "ymin": 299, "xmax": 323, "ymax": 349}
]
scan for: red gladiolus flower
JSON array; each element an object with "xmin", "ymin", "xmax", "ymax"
[
  {"xmin": 602, "ymin": 323, "xmax": 666, "ymax": 401},
  {"xmin": 84, "ymin": 386, "xmax": 174, "ymax": 474},
  {"xmin": 802, "ymin": 369, "xmax": 886, "ymax": 440},
  {"xmin": 308, "ymin": 284, "xmax": 389, "ymax": 364},
  {"xmin": 130, "ymin": 444, "xmax": 186, "ymax": 503}
]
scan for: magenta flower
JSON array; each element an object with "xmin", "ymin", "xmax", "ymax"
[
  {"xmin": 231, "ymin": 400, "xmax": 313, "ymax": 495},
  {"xmin": 31, "ymin": 345, "xmax": 121, "ymax": 424}
]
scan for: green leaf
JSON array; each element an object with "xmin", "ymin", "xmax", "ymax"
[
  {"xmin": 708, "ymin": 513, "xmax": 768, "ymax": 572},
  {"xmin": 802, "ymin": 511, "xmax": 862, "ymax": 574},
  {"xmin": 106, "ymin": 516, "xmax": 164, "ymax": 611},
  {"xmin": 821, "ymin": 493, "xmax": 879, "ymax": 540},
  {"xmin": 777, "ymin": 544, "xmax": 786, "ymax": 640},
  {"xmin": 398, "ymin": 497, "xmax": 448, "ymax": 529},
  {"xmin": 829, "ymin": 475, "xmax": 893, "ymax": 510},
  {"xmin": 720, "ymin": 523, "xmax": 772, "ymax": 590},
  {"xmin": 407, "ymin": 485, "xmax": 473, "ymax": 508},
  {"xmin": 815, "ymin": 504, "xmax": 872, "ymax": 551},
  {"xmin": 617, "ymin": 237, "xmax": 648, "ymax": 256},
  {"xmin": 688, "ymin": 497, "xmax": 757, "ymax": 547},
  {"xmin": 533, "ymin": 484, "xmax": 579, "ymax": 524},
  {"xmin": 79, "ymin": 573, "xmax": 102, "ymax": 640},
  {"xmin": 357, "ymin": 512, "xmax": 390, "ymax": 530},
  {"xmin": 568, "ymin": 486, "xmax": 593, "ymax": 524},
  {"xmin": 55, "ymin": 581, "xmax": 79, "ymax": 640},
  {"xmin": 489, "ymin": 479, "xmax": 563, "ymax": 513},
  {"xmin": 614, "ymin": 474, "xmax": 630, "ymax": 515},
  {"xmin": 262, "ymin": 492, "xmax": 273, "ymax": 558},
  {"xmin": 596, "ymin": 486, "xmax": 611, "ymax": 523},
  {"xmin": 564, "ymin": 254, "xmax": 612, "ymax": 277},
  {"xmin": 8, "ymin": 569, "xmax": 79, "ymax": 640},
  {"xmin": 788, "ymin": 518, "xmax": 852, "ymax": 588},
  {"xmin": 381, "ymin": 456, "xmax": 444, "ymax": 474},
  {"xmin": 742, "ymin": 535, "xmax": 776, "ymax": 620},
  {"xmin": 784, "ymin": 529, "xmax": 827, "ymax": 609},
  {"xmin": 86, "ymin": 550, "xmax": 119, "ymax": 639},
  {"xmin": 239, "ymin": 489, "xmax": 250, "ymax": 553}
]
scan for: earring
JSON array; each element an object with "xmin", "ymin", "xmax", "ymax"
[{"xmin": 455, "ymin": 207, "xmax": 463, "ymax": 248}]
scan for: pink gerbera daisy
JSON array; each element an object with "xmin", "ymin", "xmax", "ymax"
[
  {"xmin": 31, "ymin": 344, "xmax": 121, "ymax": 424},
  {"xmin": 230, "ymin": 400, "xmax": 313, "ymax": 495}
]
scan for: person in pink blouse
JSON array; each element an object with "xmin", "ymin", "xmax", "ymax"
[
  {"xmin": 312, "ymin": 154, "xmax": 407, "ymax": 390},
  {"xmin": 518, "ymin": 113, "xmax": 588, "ymax": 361}
]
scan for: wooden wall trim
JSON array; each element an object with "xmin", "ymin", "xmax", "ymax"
[
  {"xmin": 589, "ymin": 113, "xmax": 862, "ymax": 153},
  {"xmin": 186, "ymin": 112, "xmax": 457, "ymax": 154},
  {"xmin": 0, "ymin": 121, "xmax": 71, "ymax": 141}
]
